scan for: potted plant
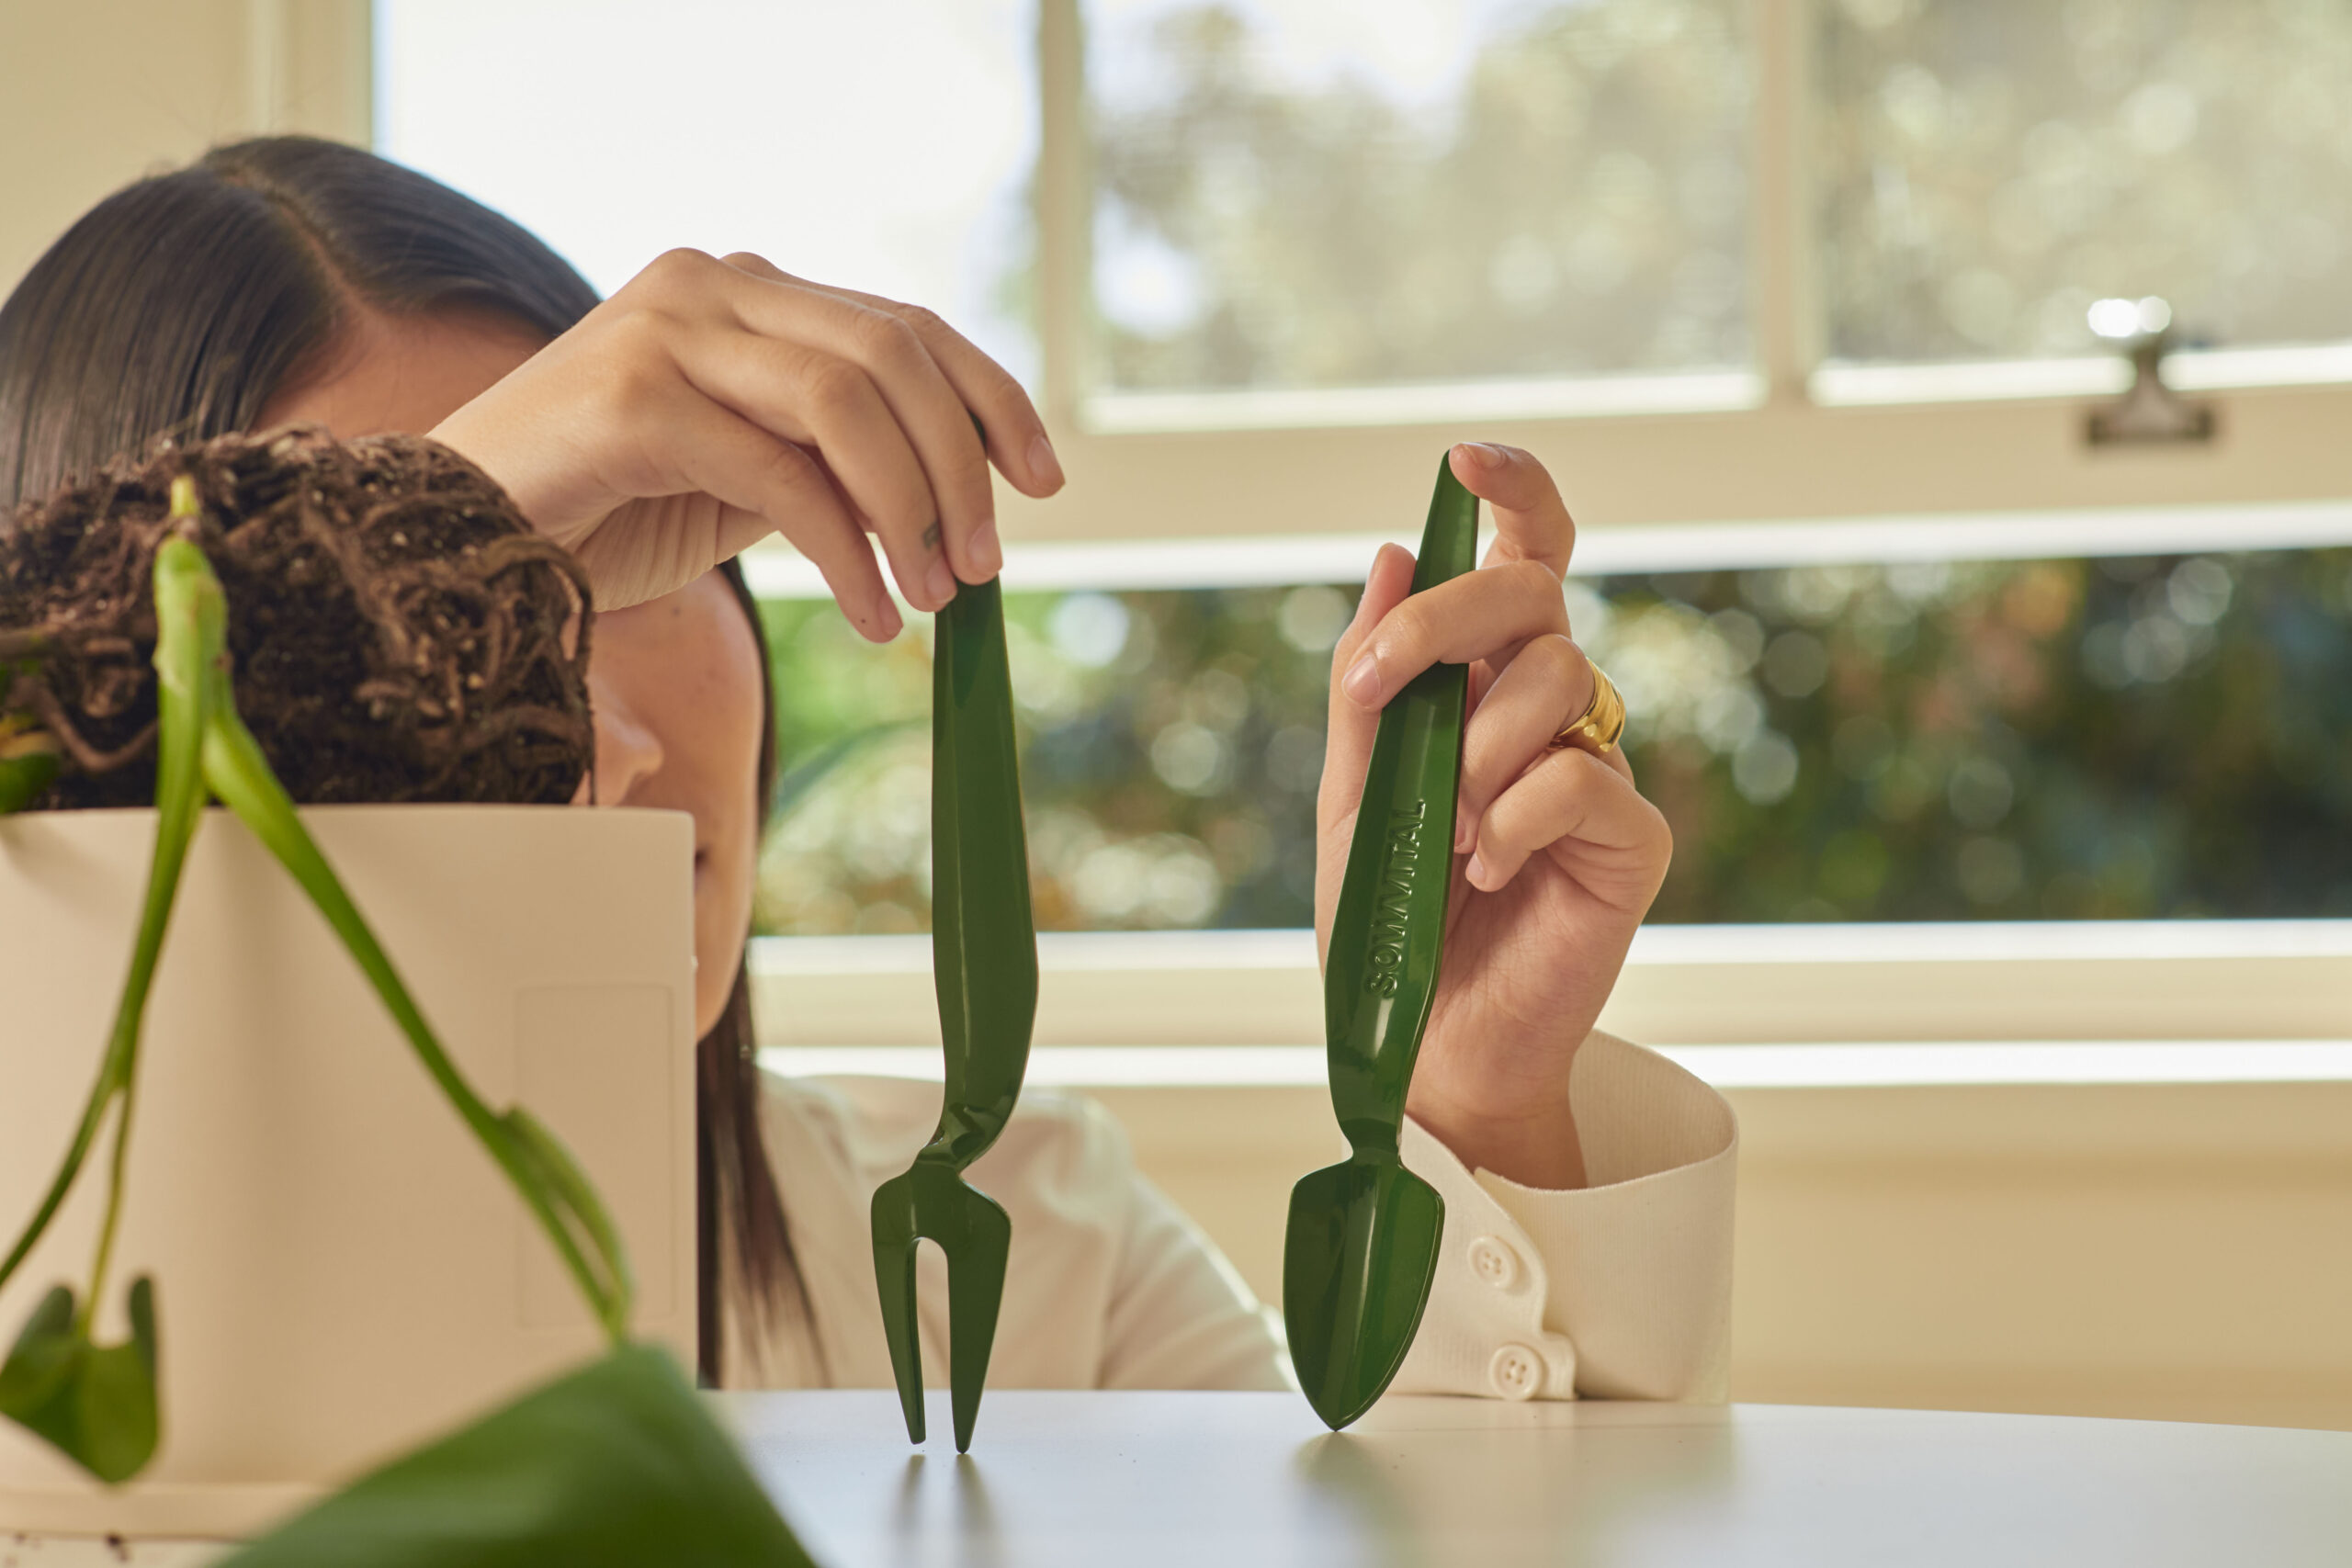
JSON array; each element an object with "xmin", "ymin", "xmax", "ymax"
[{"xmin": 0, "ymin": 433, "xmax": 814, "ymax": 1562}]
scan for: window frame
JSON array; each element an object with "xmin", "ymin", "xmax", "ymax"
[
  {"xmin": 1011, "ymin": 0, "xmax": 2352, "ymax": 551},
  {"xmin": 741, "ymin": 502, "xmax": 2352, "ymax": 1066},
  {"xmin": 354, "ymin": 2, "xmax": 2352, "ymax": 1076},
  {"xmin": 750, "ymin": 920, "xmax": 2352, "ymax": 1064}
]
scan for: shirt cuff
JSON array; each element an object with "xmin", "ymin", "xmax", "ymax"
[
  {"xmin": 1387, "ymin": 1114, "xmax": 1578, "ymax": 1400},
  {"xmin": 1389, "ymin": 1032, "xmax": 1738, "ymax": 1404}
]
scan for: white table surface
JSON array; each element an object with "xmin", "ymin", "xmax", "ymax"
[
  {"xmin": 730, "ymin": 1391, "xmax": 2352, "ymax": 1568},
  {"xmin": 18, "ymin": 1392, "xmax": 2352, "ymax": 1565}
]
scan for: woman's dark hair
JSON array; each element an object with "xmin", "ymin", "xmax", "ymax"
[{"xmin": 0, "ymin": 135, "xmax": 803, "ymax": 1383}]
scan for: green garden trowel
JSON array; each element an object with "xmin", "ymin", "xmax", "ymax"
[
  {"xmin": 870, "ymin": 572, "xmax": 1038, "ymax": 1453},
  {"xmin": 1283, "ymin": 456, "xmax": 1478, "ymax": 1430}
]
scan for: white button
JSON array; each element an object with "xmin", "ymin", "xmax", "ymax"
[
  {"xmin": 1488, "ymin": 1343, "xmax": 1543, "ymax": 1401},
  {"xmin": 1467, "ymin": 1235, "xmax": 1521, "ymax": 1291}
]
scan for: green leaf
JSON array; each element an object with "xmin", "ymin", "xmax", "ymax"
[
  {"xmin": 0, "ymin": 736, "xmax": 57, "ymax": 814},
  {"xmin": 0, "ymin": 1286, "xmax": 78, "ymax": 1414},
  {"xmin": 0, "ymin": 1277, "xmax": 161, "ymax": 1485},
  {"xmin": 499, "ymin": 1108, "xmax": 631, "ymax": 1339},
  {"xmin": 220, "ymin": 1345, "xmax": 818, "ymax": 1568}
]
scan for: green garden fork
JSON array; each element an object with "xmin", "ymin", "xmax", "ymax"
[{"xmin": 869, "ymin": 572, "xmax": 1038, "ymax": 1453}]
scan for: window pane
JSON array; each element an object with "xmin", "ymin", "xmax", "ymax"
[
  {"xmin": 1817, "ymin": 0, "xmax": 2352, "ymax": 365},
  {"xmin": 1086, "ymin": 0, "xmax": 1752, "ymax": 392},
  {"xmin": 1594, "ymin": 549, "xmax": 2352, "ymax": 921},
  {"xmin": 375, "ymin": 0, "xmax": 1039, "ymax": 383},
  {"xmin": 756, "ymin": 585, "xmax": 1335, "ymax": 935},
  {"xmin": 759, "ymin": 546, "xmax": 2352, "ymax": 934}
]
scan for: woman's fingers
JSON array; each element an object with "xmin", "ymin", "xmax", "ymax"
[
  {"xmin": 1453, "ymin": 634, "xmax": 1597, "ymax": 852},
  {"xmin": 1319, "ymin": 543, "xmax": 1419, "ymax": 826},
  {"xmin": 1338, "ymin": 556, "xmax": 1568, "ymax": 711},
  {"xmin": 679, "ymin": 322, "xmax": 959, "ymax": 611},
  {"xmin": 1448, "ymin": 442, "xmax": 1577, "ymax": 580},
  {"xmin": 440, "ymin": 245, "xmax": 1060, "ymax": 625},
  {"xmin": 586, "ymin": 383, "xmax": 897, "ymax": 637},
  {"xmin": 713, "ymin": 254, "xmax": 1001, "ymax": 594},
  {"xmin": 1465, "ymin": 745, "xmax": 1670, "ymax": 906},
  {"xmin": 1334, "ymin": 445, "xmax": 1605, "ymax": 862},
  {"xmin": 785, "ymin": 268, "xmax": 1064, "ymax": 502},
  {"xmin": 719, "ymin": 252, "xmax": 1057, "ymax": 581},
  {"xmin": 897, "ymin": 299, "xmax": 1063, "ymax": 511}
]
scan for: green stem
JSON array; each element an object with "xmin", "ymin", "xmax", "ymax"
[
  {"xmin": 80, "ymin": 1108, "xmax": 135, "ymax": 1338},
  {"xmin": 158, "ymin": 527, "xmax": 628, "ymax": 1342},
  {"xmin": 1, "ymin": 488, "xmax": 209, "ymax": 1315},
  {"xmin": 0, "ymin": 1063, "xmax": 115, "ymax": 1297},
  {"xmin": 76, "ymin": 589, "xmax": 209, "ymax": 1329},
  {"xmin": 198, "ymin": 670, "xmax": 630, "ymax": 1343},
  {"xmin": 0, "ymin": 761, "xmax": 195, "ymax": 1307}
]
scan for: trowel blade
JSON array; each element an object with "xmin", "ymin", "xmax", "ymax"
[{"xmin": 1282, "ymin": 1157, "xmax": 1444, "ymax": 1430}]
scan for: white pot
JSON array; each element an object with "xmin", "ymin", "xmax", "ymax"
[{"xmin": 0, "ymin": 805, "xmax": 696, "ymax": 1539}]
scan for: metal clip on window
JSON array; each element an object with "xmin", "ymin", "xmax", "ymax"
[{"xmin": 2085, "ymin": 295, "xmax": 2216, "ymax": 447}]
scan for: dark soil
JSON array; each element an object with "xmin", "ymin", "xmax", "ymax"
[{"xmin": 0, "ymin": 428, "xmax": 593, "ymax": 808}]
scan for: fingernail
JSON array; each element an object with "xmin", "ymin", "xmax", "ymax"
[
  {"xmin": 926, "ymin": 558, "xmax": 957, "ymax": 607},
  {"xmin": 1341, "ymin": 654, "xmax": 1381, "ymax": 705},
  {"xmin": 1028, "ymin": 433, "xmax": 1065, "ymax": 489},
  {"xmin": 1466, "ymin": 852, "xmax": 1492, "ymax": 888},
  {"xmin": 1466, "ymin": 441, "xmax": 1508, "ymax": 469},
  {"xmin": 972, "ymin": 517, "xmax": 1003, "ymax": 576},
  {"xmin": 875, "ymin": 593, "xmax": 903, "ymax": 640}
]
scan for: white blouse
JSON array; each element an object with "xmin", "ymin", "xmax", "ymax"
[{"xmin": 731, "ymin": 1031, "xmax": 1738, "ymax": 1404}]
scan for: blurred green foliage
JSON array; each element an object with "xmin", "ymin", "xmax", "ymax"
[
  {"xmin": 1817, "ymin": 0, "xmax": 2352, "ymax": 360},
  {"xmin": 1084, "ymin": 0, "xmax": 2352, "ymax": 384},
  {"xmin": 1088, "ymin": 0, "xmax": 1750, "ymax": 389},
  {"xmin": 756, "ymin": 581, "xmax": 1341, "ymax": 936},
  {"xmin": 1599, "ymin": 550, "xmax": 2352, "ymax": 921},
  {"xmin": 755, "ymin": 546, "xmax": 2352, "ymax": 935}
]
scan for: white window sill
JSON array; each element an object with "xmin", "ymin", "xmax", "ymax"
[
  {"xmin": 1032, "ymin": 344, "xmax": 2352, "ymax": 437},
  {"xmin": 1814, "ymin": 341, "xmax": 2352, "ymax": 408},
  {"xmin": 741, "ymin": 495, "xmax": 2352, "ymax": 603},
  {"xmin": 761, "ymin": 1039, "xmax": 2352, "ymax": 1090},
  {"xmin": 749, "ymin": 920, "xmax": 2352, "ymax": 1061},
  {"xmin": 1077, "ymin": 370, "xmax": 1764, "ymax": 434}
]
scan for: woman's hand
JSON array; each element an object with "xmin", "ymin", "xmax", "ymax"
[
  {"xmin": 1317, "ymin": 443, "xmax": 1672, "ymax": 1190},
  {"xmin": 429, "ymin": 249, "xmax": 1064, "ymax": 631}
]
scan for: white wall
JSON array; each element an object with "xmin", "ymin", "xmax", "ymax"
[
  {"xmin": 1095, "ymin": 1078, "xmax": 2352, "ymax": 1433},
  {"xmin": 0, "ymin": 0, "xmax": 369, "ymax": 299}
]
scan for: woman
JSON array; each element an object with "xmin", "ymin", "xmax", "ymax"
[{"xmin": 0, "ymin": 138, "xmax": 1735, "ymax": 1400}]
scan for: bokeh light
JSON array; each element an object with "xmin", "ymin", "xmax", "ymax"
[{"xmin": 756, "ymin": 545, "xmax": 2352, "ymax": 934}]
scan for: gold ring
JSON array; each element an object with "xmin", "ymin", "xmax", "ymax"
[{"xmin": 1549, "ymin": 661, "xmax": 1624, "ymax": 756}]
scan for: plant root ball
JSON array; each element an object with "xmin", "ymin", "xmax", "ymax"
[{"xmin": 0, "ymin": 428, "xmax": 594, "ymax": 807}]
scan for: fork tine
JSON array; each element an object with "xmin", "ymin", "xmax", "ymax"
[
  {"xmin": 872, "ymin": 1164, "xmax": 1015, "ymax": 1450},
  {"xmin": 869, "ymin": 1170, "xmax": 928, "ymax": 1444},
  {"xmin": 941, "ymin": 1184, "xmax": 1012, "ymax": 1453}
]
